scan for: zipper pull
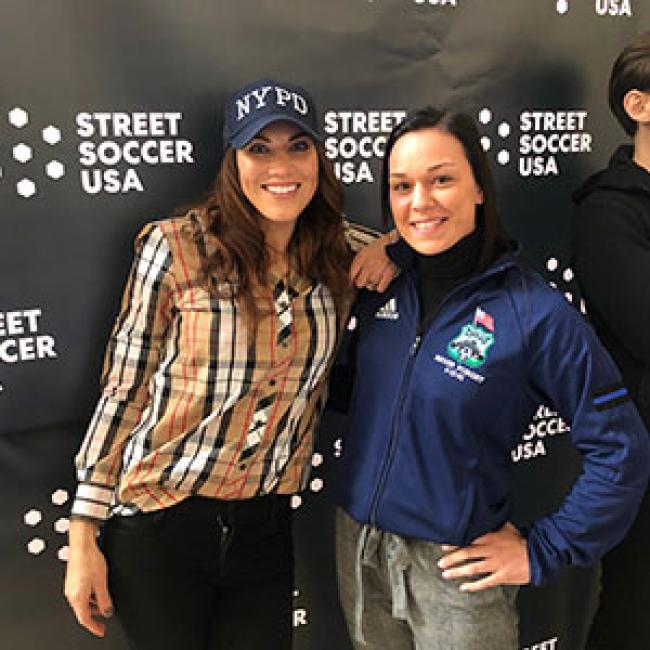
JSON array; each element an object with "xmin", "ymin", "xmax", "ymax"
[
  {"xmin": 410, "ymin": 335, "xmax": 421, "ymax": 356},
  {"xmin": 216, "ymin": 514, "xmax": 233, "ymax": 570},
  {"xmin": 217, "ymin": 515, "xmax": 230, "ymax": 542}
]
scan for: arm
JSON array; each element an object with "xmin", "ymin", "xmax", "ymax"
[
  {"xmin": 64, "ymin": 519, "xmax": 112, "ymax": 637},
  {"xmin": 439, "ymin": 295, "xmax": 649, "ymax": 590},
  {"xmin": 573, "ymin": 196, "xmax": 650, "ymax": 362},
  {"xmin": 522, "ymin": 302, "xmax": 649, "ymax": 585},
  {"xmin": 65, "ymin": 223, "xmax": 174, "ymax": 635},
  {"xmin": 71, "ymin": 223, "xmax": 174, "ymax": 521},
  {"xmin": 343, "ymin": 219, "xmax": 399, "ymax": 292}
]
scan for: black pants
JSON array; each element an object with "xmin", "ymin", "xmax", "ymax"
[
  {"xmin": 101, "ymin": 495, "xmax": 294, "ymax": 650},
  {"xmin": 586, "ymin": 487, "xmax": 650, "ymax": 649}
]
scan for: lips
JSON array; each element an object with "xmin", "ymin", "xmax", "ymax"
[
  {"xmin": 263, "ymin": 183, "xmax": 300, "ymax": 196},
  {"xmin": 410, "ymin": 217, "xmax": 447, "ymax": 233}
]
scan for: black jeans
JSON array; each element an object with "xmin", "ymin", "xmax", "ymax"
[{"xmin": 101, "ymin": 495, "xmax": 293, "ymax": 650}]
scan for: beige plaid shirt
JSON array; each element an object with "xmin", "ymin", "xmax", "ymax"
[{"xmin": 72, "ymin": 212, "xmax": 375, "ymax": 521}]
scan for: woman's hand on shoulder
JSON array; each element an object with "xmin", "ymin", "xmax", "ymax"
[
  {"xmin": 350, "ymin": 230, "xmax": 399, "ymax": 292},
  {"xmin": 64, "ymin": 518, "xmax": 114, "ymax": 637},
  {"xmin": 437, "ymin": 522, "xmax": 530, "ymax": 592}
]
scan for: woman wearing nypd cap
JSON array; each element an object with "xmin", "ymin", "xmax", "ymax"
[{"xmin": 63, "ymin": 78, "xmax": 396, "ymax": 650}]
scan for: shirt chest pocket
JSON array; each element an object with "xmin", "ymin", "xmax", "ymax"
[{"xmin": 173, "ymin": 289, "xmax": 244, "ymax": 365}]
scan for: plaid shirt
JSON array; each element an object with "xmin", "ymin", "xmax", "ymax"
[{"xmin": 72, "ymin": 213, "xmax": 375, "ymax": 521}]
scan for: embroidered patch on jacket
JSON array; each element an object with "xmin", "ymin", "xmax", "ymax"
[
  {"xmin": 592, "ymin": 382, "xmax": 630, "ymax": 411},
  {"xmin": 375, "ymin": 297, "xmax": 399, "ymax": 321},
  {"xmin": 447, "ymin": 308, "xmax": 495, "ymax": 368}
]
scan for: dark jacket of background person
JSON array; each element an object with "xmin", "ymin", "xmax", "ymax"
[
  {"xmin": 573, "ymin": 144, "xmax": 650, "ymax": 430},
  {"xmin": 573, "ymin": 143, "xmax": 650, "ymax": 649}
]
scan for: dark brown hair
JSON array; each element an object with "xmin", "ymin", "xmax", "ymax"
[{"xmin": 187, "ymin": 142, "xmax": 352, "ymax": 329}]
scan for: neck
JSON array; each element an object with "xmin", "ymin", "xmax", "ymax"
[
  {"xmin": 414, "ymin": 227, "xmax": 482, "ymax": 277},
  {"xmin": 633, "ymin": 124, "xmax": 650, "ymax": 172},
  {"xmin": 262, "ymin": 221, "xmax": 295, "ymax": 278},
  {"xmin": 414, "ymin": 227, "xmax": 482, "ymax": 332},
  {"xmin": 261, "ymin": 220, "xmax": 295, "ymax": 255}
]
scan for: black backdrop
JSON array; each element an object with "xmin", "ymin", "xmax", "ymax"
[{"xmin": 0, "ymin": 2, "xmax": 645, "ymax": 648}]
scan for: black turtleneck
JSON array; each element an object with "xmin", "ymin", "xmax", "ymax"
[{"xmin": 414, "ymin": 227, "xmax": 482, "ymax": 334}]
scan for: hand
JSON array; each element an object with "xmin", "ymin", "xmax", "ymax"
[
  {"xmin": 64, "ymin": 519, "xmax": 114, "ymax": 637},
  {"xmin": 437, "ymin": 522, "xmax": 530, "ymax": 592},
  {"xmin": 350, "ymin": 230, "xmax": 399, "ymax": 292}
]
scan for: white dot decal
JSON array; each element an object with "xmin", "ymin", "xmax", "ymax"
[
  {"xmin": 8, "ymin": 107, "xmax": 29, "ymax": 128},
  {"xmin": 497, "ymin": 150, "xmax": 510, "ymax": 165},
  {"xmin": 16, "ymin": 178, "xmax": 37, "ymax": 198},
  {"xmin": 13, "ymin": 143, "xmax": 33, "ymax": 163},
  {"xmin": 24, "ymin": 509, "xmax": 42, "ymax": 527},
  {"xmin": 42, "ymin": 125, "xmax": 62, "ymax": 145},
  {"xmin": 54, "ymin": 518, "xmax": 70, "ymax": 534},
  {"xmin": 478, "ymin": 108, "xmax": 492, "ymax": 125},
  {"xmin": 27, "ymin": 538, "xmax": 46, "ymax": 555},
  {"xmin": 46, "ymin": 160, "xmax": 66, "ymax": 180}
]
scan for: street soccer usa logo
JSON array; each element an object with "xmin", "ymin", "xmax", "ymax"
[{"xmin": 3, "ymin": 106, "xmax": 195, "ymax": 198}]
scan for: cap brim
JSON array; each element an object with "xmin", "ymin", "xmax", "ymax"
[{"xmin": 228, "ymin": 113, "xmax": 321, "ymax": 149}]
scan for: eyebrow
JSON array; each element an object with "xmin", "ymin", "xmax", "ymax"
[
  {"xmin": 390, "ymin": 160, "xmax": 456, "ymax": 176},
  {"xmin": 250, "ymin": 130, "xmax": 310, "ymax": 143},
  {"xmin": 390, "ymin": 162, "xmax": 457, "ymax": 177}
]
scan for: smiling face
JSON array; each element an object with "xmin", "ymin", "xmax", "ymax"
[
  {"xmin": 388, "ymin": 127, "xmax": 484, "ymax": 256},
  {"xmin": 235, "ymin": 121, "xmax": 319, "ymax": 236}
]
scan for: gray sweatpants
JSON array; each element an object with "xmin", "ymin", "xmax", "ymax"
[{"xmin": 335, "ymin": 508, "xmax": 519, "ymax": 650}]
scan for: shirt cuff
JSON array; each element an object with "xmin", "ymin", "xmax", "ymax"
[
  {"xmin": 343, "ymin": 218, "xmax": 381, "ymax": 252},
  {"xmin": 71, "ymin": 483, "xmax": 114, "ymax": 522}
]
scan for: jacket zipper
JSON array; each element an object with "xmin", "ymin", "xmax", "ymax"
[
  {"xmin": 366, "ymin": 260, "xmax": 512, "ymax": 526},
  {"xmin": 368, "ymin": 331, "xmax": 421, "ymax": 526}
]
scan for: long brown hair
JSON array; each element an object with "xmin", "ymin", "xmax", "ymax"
[{"xmin": 186, "ymin": 143, "xmax": 353, "ymax": 328}]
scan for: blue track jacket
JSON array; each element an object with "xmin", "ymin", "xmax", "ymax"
[{"xmin": 330, "ymin": 242, "xmax": 649, "ymax": 586}]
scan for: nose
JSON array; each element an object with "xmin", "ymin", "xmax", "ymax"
[
  {"xmin": 267, "ymin": 150, "xmax": 294, "ymax": 178},
  {"xmin": 412, "ymin": 182, "xmax": 433, "ymax": 212}
]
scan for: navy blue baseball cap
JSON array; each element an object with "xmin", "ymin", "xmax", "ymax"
[{"xmin": 223, "ymin": 78, "xmax": 321, "ymax": 149}]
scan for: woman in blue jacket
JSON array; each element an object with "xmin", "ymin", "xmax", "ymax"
[{"xmin": 330, "ymin": 107, "xmax": 650, "ymax": 650}]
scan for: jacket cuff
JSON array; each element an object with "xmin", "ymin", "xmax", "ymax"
[{"xmin": 526, "ymin": 526, "xmax": 563, "ymax": 586}]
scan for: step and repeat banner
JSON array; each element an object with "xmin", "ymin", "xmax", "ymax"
[{"xmin": 0, "ymin": 1, "xmax": 645, "ymax": 649}]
